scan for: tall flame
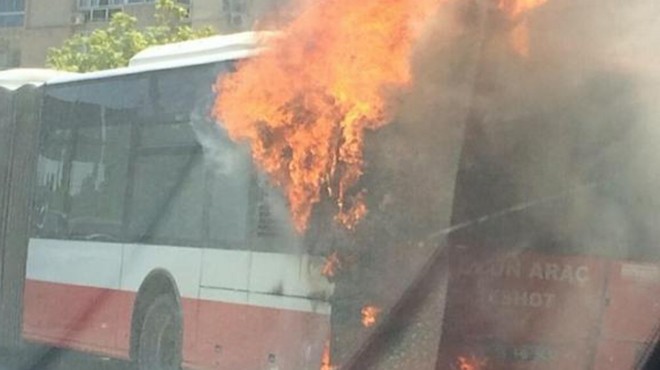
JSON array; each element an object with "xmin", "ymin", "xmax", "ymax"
[
  {"xmin": 320, "ymin": 340, "xmax": 335, "ymax": 370},
  {"xmin": 214, "ymin": 0, "xmax": 439, "ymax": 232},
  {"xmin": 497, "ymin": 0, "xmax": 548, "ymax": 57},
  {"xmin": 361, "ymin": 305, "xmax": 382, "ymax": 328},
  {"xmin": 497, "ymin": 0, "xmax": 547, "ymax": 18},
  {"xmin": 457, "ymin": 355, "xmax": 487, "ymax": 370},
  {"xmin": 321, "ymin": 251, "xmax": 342, "ymax": 278}
]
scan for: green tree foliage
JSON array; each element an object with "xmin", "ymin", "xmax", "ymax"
[{"xmin": 46, "ymin": 0, "xmax": 215, "ymax": 72}]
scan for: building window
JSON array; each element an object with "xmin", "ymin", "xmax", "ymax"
[
  {"xmin": 78, "ymin": 0, "xmax": 152, "ymax": 8},
  {"xmin": 0, "ymin": 0, "xmax": 24, "ymax": 28},
  {"xmin": 222, "ymin": 0, "xmax": 248, "ymax": 29},
  {"xmin": 77, "ymin": 0, "xmax": 190, "ymax": 22}
]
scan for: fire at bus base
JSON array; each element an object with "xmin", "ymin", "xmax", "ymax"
[{"xmin": 213, "ymin": 0, "xmax": 555, "ymax": 368}]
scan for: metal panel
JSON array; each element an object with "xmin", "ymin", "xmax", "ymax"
[
  {"xmin": 0, "ymin": 87, "xmax": 16, "ymax": 349},
  {"xmin": 26, "ymin": 239, "xmax": 123, "ymax": 290},
  {"xmin": 0, "ymin": 89, "xmax": 14, "ymax": 240},
  {"xmin": 120, "ymin": 243, "xmax": 203, "ymax": 299},
  {"xmin": 0, "ymin": 86, "xmax": 41, "ymax": 348}
]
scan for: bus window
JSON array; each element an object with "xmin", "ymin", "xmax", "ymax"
[
  {"xmin": 150, "ymin": 156, "xmax": 205, "ymax": 246},
  {"xmin": 68, "ymin": 107, "xmax": 130, "ymax": 242},
  {"xmin": 126, "ymin": 66, "xmax": 221, "ymax": 247},
  {"xmin": 207, "ymin": 142, "xmax": 252, "ymax": 249},
  {"xmin": 140, "ymin": 123, "xmax": 198, "ymax": 149},
  {"xmin": 37, "ymin": 75, "xmax": 151, "ymax": 242},
  {"xmin": 128, "ymin": 149, "xmax": 203, "ymax": 246},
  {"xmin": 34, "ymin": 124, "xmax": 72, "ymax": 240}
]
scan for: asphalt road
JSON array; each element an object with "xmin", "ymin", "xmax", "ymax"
[{"xmin": 0, "ymin": 347, "xmax": 130, "ymax": 370}]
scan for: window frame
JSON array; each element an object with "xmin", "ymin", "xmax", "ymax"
[
  {"xmin": 33, "ymin": 62, "xmax": 285, "ymax": 252},
  {"xmin": 0, "ymin": 0, "xmax": 24, "ymax": 28}
]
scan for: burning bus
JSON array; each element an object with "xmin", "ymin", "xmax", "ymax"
[{"xmin": 1, "ymin": 0, "xmax": 660, "ymax": 369}]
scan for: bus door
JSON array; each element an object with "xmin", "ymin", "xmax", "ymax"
[{"xmin": 192, "ymin": 60, "xmax": 333, "ymax": 370}]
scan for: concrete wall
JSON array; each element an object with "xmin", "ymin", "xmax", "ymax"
[
  {"xmin": 27, "ymin": 0, "xmax": 72, "ymax": 28},
  {"xmin": 19, "ymin": 27, "xmax": 72, "ymax": 67},
  {"xmin": 0, "ymin": 29, "xmax": 23, "ymax": 69},
  {"xmin": 190, "ymin": 0, "xmax": 224, "ymax": 31},
  {"xmin": 124, "ymin": 3, "xmax": 158, "ymax": 28}
]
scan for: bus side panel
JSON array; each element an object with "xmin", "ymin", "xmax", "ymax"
[
  {"xmin": 22, "ymin": 238, "xmax": 125, "ymax": 356},
  {"xmin": 194, "ymin": 299, "xmax": 330, "ymax": 370},
  {"xmin": 22, "ymin": 279, "xmax": 128, "ymax": 359},
  {"xmin": 593, "ymin": 339, "xmax": 643, "ymax": 370},
  {"xmin": 23, "ymin": 279, "xmax": 199, "ymax": 363},
  {"xmin": 595, "ymin": 261, "xmax": 660, "ymax": 368},
  {"xmin": 437, "ymin": 248, "xmax": 608, "ymax": 369},
  {"xmin": 437, "ymin": 340, "xmax": 593, "ymax": 370}
]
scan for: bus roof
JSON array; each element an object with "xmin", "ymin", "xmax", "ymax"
[
  {"xmin": 46, "ymin": 31, "xmax": 276, "ymax": 86},
  {"xmin": 0, "ymin": 68, "xmax": 77, "ymax": 91},
  {"xmin": 129, "ymin": 31, "xmax": 277, "ymax": 67}
]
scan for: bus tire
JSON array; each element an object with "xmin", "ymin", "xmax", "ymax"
[{"xmin": 136, "ymin": 294, "xmax": 183, "ymax": 370}]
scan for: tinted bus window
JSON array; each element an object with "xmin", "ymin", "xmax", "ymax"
[
  {"xmin": 129, "ymin": 150, "xmax": 202, "ymax": 245},
  {"xmin": 68, "ymin": 109, "xmax": 130, "ymax": 241},
  {"xmin": 34, "ymin": 62, "xmax": 266, "ymax": 250}
]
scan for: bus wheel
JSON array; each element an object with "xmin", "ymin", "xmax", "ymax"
[{"xmin": 137, "ymin": 294, "xmax": 182, "ymax": 370}]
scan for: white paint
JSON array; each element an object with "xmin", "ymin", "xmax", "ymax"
[
  {"xmin": 249, "ymin": 252, "xmax": 303, "ymax": 295},
  {"xmin": 248, "ymin": 292, "xmax": 331, "ymax": 315},
  {"xmin": 45, "ymin": 32, "xmax": 280, "ymax": 87},
  {"xmin": 621, "ymin": 263, "xmax": 660, "ymax": 283},
  {"xmin": 249, "ymin": 252, "xmax": 334, "ymax": 299},
  {"xmin": 200, "ymin": 249, "xmax": 251, "ymax": 291},
  {"xmin": 128, "ymin": 32, "xmax": 278, "ymax": 67},
  {"xmin": 120, "ymin": 243, "xmax": 203, "ymax": 299},
  {"xmin": 26, "ymin": 239, "xmax": 122, "ymax": 289},
  {"xmin": 199, "ymin": 287, "xmax": 331, "ymax": 315},
  {"xmin": 27, "ymin": 238, "xmax": 333, "ymax": 314},
  {"xmin": 199, "ymin": 287, "xmax": 249, "ymax": 306},
  {"xmin": 0, "ymin": 68, "xmax": 77, "ymax": 90}
]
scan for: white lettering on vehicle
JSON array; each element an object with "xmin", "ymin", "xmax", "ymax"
[
  {"xmin": 487, "ymin": 289, "xmax": 556, "ymax": 308},
  {"xmin": 527, "ymin": 263, "xmax": 589, "ymax": 284},
  {"xmin": 458, "ymin": 258, "xmax": 522, "ymax": 279},
  {"xmin": 459, "ymin": 258, "xmax": 589, "ymax": 285}
]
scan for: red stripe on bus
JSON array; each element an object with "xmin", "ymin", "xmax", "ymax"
[{"xmin": 23, "ymin": 279, "xmax": 330, "ymax": 369}]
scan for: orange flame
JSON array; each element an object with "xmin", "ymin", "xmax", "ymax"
[
  {"xmin": 457, "ymin": 355, "xmax": 487, "ymax": 370},
  {"xmin": 320, "ymin": 340, "xmax": 335, "ymax": 370},
  {"xmin": 497, "ymin": 0, "xmax": 548, "ymax": 57},
  {"xmin": 497, "ymin": 0, "xmax": 547, "ymax": 18},
  {"xmin": 214, "ymin": 0, "xmax": 440, "ymax": 233},
  {"xmin": 322, "ymin": 251, "xmax": 341, "ymax": 278},
  {"xmin": 361, "ymin": 305, "xmax": 382, "ymax": 328}
]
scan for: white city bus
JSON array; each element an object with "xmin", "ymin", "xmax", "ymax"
[{"xmin": 20, "ymin": 32, "xmax": 333, "ymax": 370}]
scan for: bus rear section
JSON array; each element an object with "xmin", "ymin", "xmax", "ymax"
[
  {"xmin": 24, "ymin": 59, "xmax": 333, "ymax": 370},
  {"xmin": 325, "ymin": 3, "xmax": 660, "ymax": 368},
  {"xmin": 435, "ymin": 57, "xmax": 660, "ymax": 368}
]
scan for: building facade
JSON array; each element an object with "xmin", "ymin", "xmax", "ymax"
[{"xmin": 0, "ymin": 0, "xmax": 287, "ymax": 69}]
